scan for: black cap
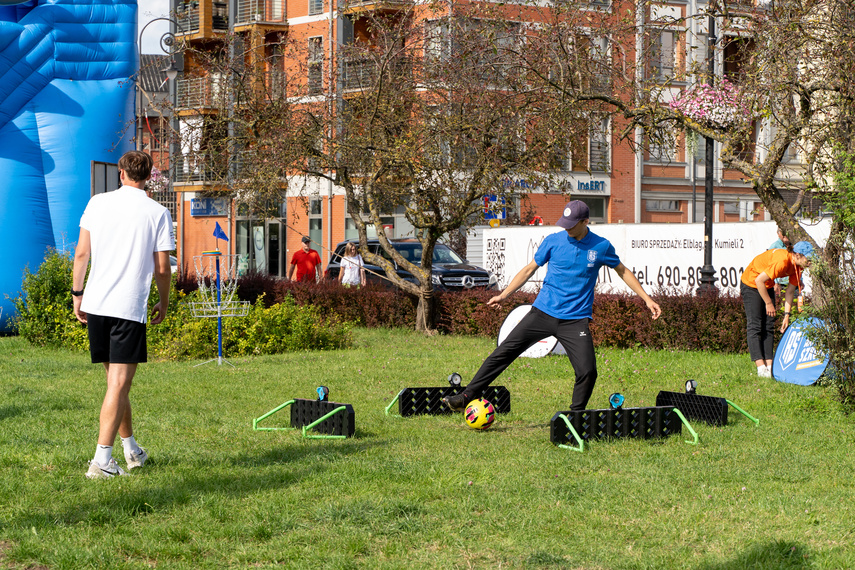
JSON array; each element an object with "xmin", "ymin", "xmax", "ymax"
[{"xmin": 301, "ymin": 236, "xmax": 311, "ymax": 244}]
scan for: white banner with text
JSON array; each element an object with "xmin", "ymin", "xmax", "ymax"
[{"xmin": 482, "ymin": 220, "xmax": 830, "ymax": 296}]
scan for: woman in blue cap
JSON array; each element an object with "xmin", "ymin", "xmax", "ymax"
[{"xmin": 740, "ymin": 241, "xmax": 813, "ymax": 377}]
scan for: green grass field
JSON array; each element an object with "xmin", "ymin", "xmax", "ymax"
[{"xmin": 1, "ymin": 328, "xmax": 852, "ymax": 569}]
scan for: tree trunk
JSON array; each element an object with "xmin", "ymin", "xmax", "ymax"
[{"xmin": 415, "ymin": 287, "xmax": 437, "ymax": 333}]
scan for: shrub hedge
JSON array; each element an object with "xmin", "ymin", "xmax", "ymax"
[
  {"xmin": 10, "ymin": 249, "xmax": 88, "ymax": 350},
  {"xmin": 14, "ymin": 250, "xmax": 754, "ymax": 356},
  {"xmin": 13, "ymin": 251, "xmax": 353, "ymax": 359},
  {"xmin": 274, "ymin": 283, "xmax": 750, "ymax": 353}
]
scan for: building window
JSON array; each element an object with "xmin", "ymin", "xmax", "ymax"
[
  {"xmin": 309, "ymin": 198, "xmax": 323, "ymax": 247},
  {"xmin": 550, "ymin": 144, "xmax": 572, "ymax": 172},
  {"xmin": 268, "ymin": 43, "xmax": 286, "ymax": 100},
  {"xmin": 309, "ymin": 0, "xmax": 323, "ymax": 15},
  {"xmin": 427, "ymin": 19, "xmax": 521, "ymax": 84},
  {"xmin": 651, "ymin": 30, "xmax": 679, "ymax": 81},
  {"xmin": 587, "ymin": 35, "xmax": 611, "ymax": 94},
  {"xmin": 308, "ymin": 37, "xmax": 323, "ymax": 95},
  {"xmin": 576, "ymin": 197, "xmax": 607, "ymax": 223},
  {"xmin": 690, "ymin": 131, "xmax": 712, "ymax": 168},
  {"xmin": 649, "ymin": 133, "xmax": 676, "ymax": 162},
  {"xmin": 723, "ymin": 201, "xmax": 740, "ymax": 215},
  {"xmin": 723, "ymin": 36, "xmax": 754, "ymax": 83},
  {"xmin": 589, "ymin": 117, "xmax": 610, "ymax": 172},
  {"xmin": 646, "ymin": 200, "xmax": 680, "ymax": 212},
  {"xmin": 585, "ymin": 0, "xmax": 611, "ymax": 9},
  {"xmin": 782, "ymin": 142, "xmax": 801, "ymax": 164}
]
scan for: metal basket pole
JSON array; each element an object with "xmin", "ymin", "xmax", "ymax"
[{"xmin": 216, "ymin": 255, "xmax": 223, "ymax": 366}]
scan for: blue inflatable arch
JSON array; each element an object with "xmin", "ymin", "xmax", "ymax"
[{"xmin": 0, "ymin": 0, "xmax": 136, "ymax": 331}]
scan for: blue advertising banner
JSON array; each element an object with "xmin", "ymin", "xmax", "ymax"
[
  {"xmin": 191, "ymin": 197, "xmax": 230, "ymax": 217},
  {"xmin": 773, "ymin": 318, "xmax": 829, "ymax": 386}
]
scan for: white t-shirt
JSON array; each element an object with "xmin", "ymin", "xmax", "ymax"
[
  {"xmin": 340, "ymin": 254, "xmax": 364, "ymax": 285},
  {"xmin": 79, "ymin": 186, "xmax": 175, "ymax": 323}
]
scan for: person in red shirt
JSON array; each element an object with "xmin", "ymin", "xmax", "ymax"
[
  {"xmin": 288, "ymin": 236, "xmax": 321, "ymax": 282},
  {"xmin": 740, "ymin": 240, "xmax": 813, "ymax": 378}
]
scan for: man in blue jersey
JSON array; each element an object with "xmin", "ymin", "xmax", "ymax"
[{"xmin": 443, "ymin": 201, "xmax": 661, "ymax": 412}]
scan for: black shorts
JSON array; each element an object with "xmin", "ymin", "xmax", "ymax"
[{"xmin": 87, "ymin": 314, "xmax": 148, "ymax": 364}]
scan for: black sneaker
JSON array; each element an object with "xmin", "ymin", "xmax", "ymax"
[{"xmin": 442, "ymin": 392, "xmax": 468, "ymax": 412}]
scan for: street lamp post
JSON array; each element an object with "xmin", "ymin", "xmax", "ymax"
[
  {"xmin": 697, "ymin": 11, "xmax": 718, "ymax": 294},
  {"xmin": 137, "ymin": 18, "xmax": 185, "ymax": 150},
  {"xmin": 138, "ymin": 16, "xmax": 185, "ymax": 266}
]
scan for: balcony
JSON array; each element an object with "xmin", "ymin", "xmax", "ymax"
[
  {"xmin": 236, "ymin": 0, "xmax": 287, "ymax": 25},
  {"xmin": 342, "ymin": 0, "xmax": 408, "ymax": 14},
  {"xmin": 342, "ymin": 57, "xmax": 411, "ymax": 91},
  {"xmin": 175, "ymin": 0, "xmax": 229, "ymax": 36},
  {"xmin": 176, "ymin": 2, "xmax": 200, "ymax": 34},
  {"xmin": 177, "ymin": 75, "xmax": 225, "ymax": 110},
  {"xmin": 173, "ymin": 154, "xmax": 230, "ymax": 185}
]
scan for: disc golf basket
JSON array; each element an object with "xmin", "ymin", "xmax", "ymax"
[{"xmin": 190, "ymin": 251, "xmax": 249, "ymax": 366}]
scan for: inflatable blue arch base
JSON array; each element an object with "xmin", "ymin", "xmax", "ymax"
[{"xmin": 0, "ymin": 0, "xmax": 136, "ymax": 332}]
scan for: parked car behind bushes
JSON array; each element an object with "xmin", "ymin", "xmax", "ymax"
[{"xmin": 324, "ymin": 239, "xmax": 498, "ymax": 291}]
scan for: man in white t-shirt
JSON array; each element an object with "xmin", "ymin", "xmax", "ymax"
[{"xmin": 72, "ymin": 150, "xmax": 175, "ymax": 479}]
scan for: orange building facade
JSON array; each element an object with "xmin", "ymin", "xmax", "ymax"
[{"xmin": 169, "ymin": 0, "xmax": 779, "ymax": 277}]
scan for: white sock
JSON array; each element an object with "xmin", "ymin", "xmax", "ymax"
[
  {"xmin": 121, "ymin": 435, "xmax": 141, "ymax": 456},
  {"xmin": 94, "ymin": 445, "xmax": 113, "ymax": 466}
]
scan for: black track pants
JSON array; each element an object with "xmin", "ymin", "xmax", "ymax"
[
  {"xmin": 741, "ymin": 282, "xmax": 776, "ymax": 362},
  {"xmin": 464, "ymin": 306, "xmax": 597, "ymax": 410}
]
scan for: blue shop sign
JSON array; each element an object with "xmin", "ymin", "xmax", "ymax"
[{"xmin": 191, "ymin": 197, "xmax": 230, "ymax": 217}]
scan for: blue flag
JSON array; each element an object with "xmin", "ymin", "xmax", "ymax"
[{"xmin": 213, "ymin": 222, "xmax": 229, "ymax": 242}]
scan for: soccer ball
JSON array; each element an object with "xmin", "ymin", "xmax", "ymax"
[{"xmin": 464, "ymin": 398, "xmax": 495, "ymax": 430}]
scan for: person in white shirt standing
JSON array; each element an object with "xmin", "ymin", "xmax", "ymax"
[
  {"xmin": 338, "ymin": 242, "xmax": 366, "ymax": 287},
  {"xmin": 72, "ymin": 151, "xmax": 175, "ymax": 479}
]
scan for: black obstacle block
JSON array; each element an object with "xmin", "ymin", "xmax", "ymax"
[
  {"xmin": 550, "ymin": 406, "xmax": 682, "ymax": 445},
  {"xmin": 398, "ymin": 386, "xmax": 511, "ymax": 417},
  {"xmin": 290, "ymin": 399, "xmax": 355, "ymax": 437},
  {"xmin": 656, "ymin": 391, "xmax": 728, "ymax": 426}
]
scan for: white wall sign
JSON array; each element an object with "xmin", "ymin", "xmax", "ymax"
[{"xmin": 483, "ymin": 220, "xmax": 830, "ymax": 296}]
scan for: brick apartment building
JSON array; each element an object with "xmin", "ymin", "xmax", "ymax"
[{"xmin": 166, "ymin": 0, "xmax": 790, "ymax": 276}]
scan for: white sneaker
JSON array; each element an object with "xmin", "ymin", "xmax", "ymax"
[
  {"xmin": 125, "ymin": 447, "xmax": 148, "ymax": 470},
  {"xmin": 86, "ymin": 458, "xmax": 127, "ymax": 479},
  {"xmin": 757, "ymin": 365, "xmax": 771, "ymax": 378}
]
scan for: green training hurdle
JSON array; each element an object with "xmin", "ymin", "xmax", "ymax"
[{"xmin": 253, "ymin": 398, "xmax": 355, "ymax": 439}]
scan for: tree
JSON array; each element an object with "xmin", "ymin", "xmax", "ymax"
[
  {"xmin": 515, "ymin": 0, "xmax": 855, "ymax": 270},
  {"xmin": 180, "ymin": 4, "xmax": 568, "ymax": 332},
  {"xmin": 803, "ymin": 154, "xmax": 855, "ymax": 408}
]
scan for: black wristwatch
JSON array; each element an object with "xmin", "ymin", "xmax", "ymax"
[{"xmin": 71, "ymin": 289, "xmax": 84, "ymax": 297}]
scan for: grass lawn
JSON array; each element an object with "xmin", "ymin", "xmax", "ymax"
[{"xmin": 0, "ymin": 328, "xmax": 853, "ymax": 569}]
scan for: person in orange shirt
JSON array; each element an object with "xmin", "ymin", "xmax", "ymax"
[
  {"xmin": 288, "ymin": 236, "xmax": 322, "ymax": 282},
  {"xmin": 740, "ymin": 241, "xmax": 813, "ymax": 378}
]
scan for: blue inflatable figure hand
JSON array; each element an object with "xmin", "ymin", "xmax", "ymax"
[{"xmin": 0, "ymin": 0, "xmax": 137, "ymax": 331}]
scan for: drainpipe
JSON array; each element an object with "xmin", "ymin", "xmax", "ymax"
[
  {"xmin": 689, "ymin": 0, "xmax": 698, "ymax": 223},
  {"xmin": 634, "ymin": 0, "xmax": 644, "ymax": 223},
  {"xmin": 326, "ymin": 0, "xmax": 335, "ymax": 265},
  {"xmin": 228, "ymin": 0, "xmax": 236, "ymax": 257}
]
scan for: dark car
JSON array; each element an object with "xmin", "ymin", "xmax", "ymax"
[{"xmin": 324, "ymin": 239, "xmax": 498, "ymax": 291}]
